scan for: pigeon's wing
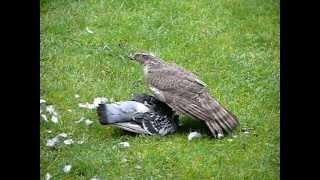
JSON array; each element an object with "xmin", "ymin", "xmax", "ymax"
[
  {"xmin": 111, "ymin": 122, "xmax": 152, "ymax": 135},
  {"xmin": 147, "ymin": 67, "xmax": 239, "ymax": 138},
  {"xmin": 140, "ymin": 112, "xmax": 178, "ymax": 136}
]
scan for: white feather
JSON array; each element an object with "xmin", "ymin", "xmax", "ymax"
[
  {"xmin": 86, "ymin": 27, "xmax": 94, "ymax": 34},
  {"xmin": 45, "ymin": 173, "xmax": 52, "ymax": 180},
  {"xmin": 51, "ymin": 115, "xmax": 59, "ymax": 123},
  {"xmin": 63, "ymin": 139, "xmax": 74, "ymax": 145},
  {"xmin": 118, "ymin": 142, "xmax": 130, "ymax": 148},
  {"xmin": 63, "ymin": 164, "xmax": 72, "ymax": 173},
  {"xmin": 41, "ymin": 114, "xmax": 48, "ymax": 122},
  {"xmin": 188, "ymin": 132, "xmax": 202, "ymax": 141},
  {"xmin": 135, "ymin": 103, "xmax": 149, "ymax": 113}
]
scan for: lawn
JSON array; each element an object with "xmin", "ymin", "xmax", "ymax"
[{"xmin": 40, "ymin": 0, "xmax": 279, "ymax": 179}]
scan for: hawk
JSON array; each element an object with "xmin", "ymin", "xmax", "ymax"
[{"xmin": 132, "ymin": 53, "xmax": 240, "ymax": 138}]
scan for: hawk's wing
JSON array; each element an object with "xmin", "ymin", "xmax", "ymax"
[{"xmin": 146, "ymin": 66, "xmax": 239, "ymax": 138}]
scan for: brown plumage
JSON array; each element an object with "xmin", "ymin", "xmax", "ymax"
[{"xmin": 132, "ymin": 53, "xmax": 240, "ymax": 138}]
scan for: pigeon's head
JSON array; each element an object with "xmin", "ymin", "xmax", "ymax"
[{"xmin": 132, "ymin": 52, "xmax": 162, "ymax": 65}]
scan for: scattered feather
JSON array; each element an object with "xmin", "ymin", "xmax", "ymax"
[
  {"xmin": 188, "ymin": 132, "xmax": 202, "ymax": 141},
  {"xmin": 232, "ymin": 135, "xmax": 238, "ymax": 138},
  {"xmin": 85, "ymin": 119, "xmax": 93, "ymax": 126},
  {"xmin": 75, "ymin": 117, "xmax": 85, "ymax": 124},
  {"xmin": 46, "ymin": 137, "xmax": 60, "ymax": 147},
  {"xmin": 75, "ymin": 117, "xmax": 93, "ymax": 126},
  {"xmin": 244, "ymin": 131, "xmax": 250, "ymax": 134},
  {"xmin": 47, "ymin": 130, "xmax": 52, "ymax": 133},
  {"xmin": 79, "ymin": 102, "xmax": 96, "ymax": 109},
  {"xmin": 41, "ymin": 114, "xmax": 48, "ymax": 122},
  {"xmin": 121, "ymin": 158, "xmax": 128, "ymax": 163},
  {"xmin": 118, "ymin": 142, "xmax": 130, "ymax": 148},
  {"xmin": 45, "ymin": 173, "xmax": 52, "ymax": 180},
  {"xmin": 77, "ymin": 140, "xmax": 84, "ymax": 144},
  {"xmin": 64, "ymin": 139, "xmax": 74, "ymax": 145},
  {"xmin": 67, "ymin": 109, "xmax": 72, "ymax": 112},
  {"xmin": 46, "ymin": 105, "xmax": 55, "ymax": 114},
  {"xmin": 227, "ymin": 139, "xmax": 233, "ymax": 142},
  {"xmin": 52, "ymin": 111, "xmax": 59, "ymax": 116},
  {"xmin": 265, "ymin": 143, "xmax": 275, "ymax": 148},
  {"xmin": 40, "ymin": 101, "xmax": 47, "ymax": 114},
  {"xmin": 75, "ymin": 94, "xmax": 80, "ymax": 98},
  {"xmin": 241, "ymin": 127, "xmax": 254, "ymax": 132},
  {"xmin": 44, "ymin": 105, "xmax": 60, "ymax": 124},
  {"xmin": 135, "ymin": 165, "xmax": 142, "ymax": 170},
  {"xmin": 51, "ymin": 115, "xmax": 59, "ymax": 123},
  {"xmin": 40, "ymin": 99, "xmax": 46, "ymax": 104},
  {"xmin": 57, "ymin": 133, "xmax": 68, "ymax": 138},
  {"xmin": 86, "ymin": 27, "xmax": 94, "ymax": 34},
  {"xmin": 79, "ymin": 97, "xmax": 108, "ymax": 109},
  {"xmin": 46, "ymin": 133, "xmax": 68, "ymax": 147},
  {"xmin": 90, "ymin": 177, "xmax": 99, "ymax": 180},
  {"xmin": 63, "ymin": 164, "xmax": 72, "ymax": 173},
  {"xmin": 93, "ymin": 97, "xmax": 108, "ymax": 106}
]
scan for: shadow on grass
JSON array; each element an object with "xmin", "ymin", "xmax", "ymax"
[{"xmin": 176, "ymin": 117, "xmax": 212, "ymax": 135}]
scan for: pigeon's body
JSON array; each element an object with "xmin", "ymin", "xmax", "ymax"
[
  {"xmin": 133, "ymin": 53, "xmax": 240, "ymax": 138},
  {"xmin": 97, "ymin": 94, "xmax": 178, "ymax": 136},
  {"xmin": 98, "ymin": 101, "xmax": 149, "ymax": 124}
]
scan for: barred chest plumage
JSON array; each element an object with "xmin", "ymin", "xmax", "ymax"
[
  {"xmin": 143, "ymin": 65, "xmax": 149, "ymax": 77},
  {"xmin": 144, "ymin": 65, "xmax": 166, "ymax": 102}
]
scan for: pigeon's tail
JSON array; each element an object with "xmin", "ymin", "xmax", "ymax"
[{"xmin": 97, "ymin": 103, "xmax": 109, "ymax": 125}]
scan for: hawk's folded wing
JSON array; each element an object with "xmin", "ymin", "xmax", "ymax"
[{"xmin": 146, "ymin": 68, "xmax": 239, "ymax": 137}]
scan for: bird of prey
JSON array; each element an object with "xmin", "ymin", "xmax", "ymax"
[
  {"xmin": 97, "ymin": 94, "xmax": 179, "ymax": 136},
  {"xmin": 132, "ymin": 53, "xmax": 240, "ymax": 138}
]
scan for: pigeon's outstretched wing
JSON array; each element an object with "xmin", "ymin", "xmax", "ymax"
[
  {"xmin": 111, "ymin": 122, "xmax": 153, "ymax": 135},
  {"xmin": 132, "ymin": 112, "xmax": 178, "ymax": 136},
  {"xmin": 146, "ymin": 67, "xmax": 239, "ymax": 138}
]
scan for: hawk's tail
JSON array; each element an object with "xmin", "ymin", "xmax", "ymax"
[
  {"xmin": 202, "ymin": 93, "xmax": 240, "ymax": 138},
  {"xmin": 204, "ymin": 106, "xmax": 240, "ymax": 138},
  {"xmin": 170, "ymin": 92, "xmax": 240, "ymax": 138}
]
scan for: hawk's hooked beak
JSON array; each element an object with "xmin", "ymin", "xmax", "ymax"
[
  {"xmin": 130, "ymin": 52, "xmax": 151, "ymax": 64},
  {"xmin": 127, "ymin": 54, "xmax": 135, "ymax": 60}
]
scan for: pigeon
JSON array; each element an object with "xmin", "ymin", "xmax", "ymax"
[
  {"xmin": 132, "ymin": 53, "xmax": 240, "ymax": 138},
  {"xmin": 97, "ymin": 94, "xmax": 179, "ymax": 136}
]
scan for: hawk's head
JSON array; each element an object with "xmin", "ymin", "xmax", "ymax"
[{"xmin": 132, "ymin": 52, "xmax": 163, "ymax": 66}]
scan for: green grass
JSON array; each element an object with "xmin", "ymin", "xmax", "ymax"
[{"xmin": 40, "ymin": 0, "xmax": 279, "ymax": 179}]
